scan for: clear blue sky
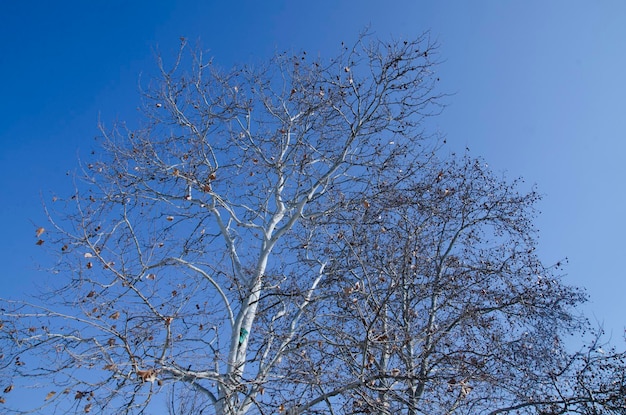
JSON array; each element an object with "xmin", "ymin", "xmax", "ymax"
[{"xmin": 1, "ymin": 1, "xmax": 625, "ymax": 341}]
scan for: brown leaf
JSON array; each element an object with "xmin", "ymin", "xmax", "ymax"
[
  {"xmin": 86, "ymin": 291, "xmax": 96, "ymax": 298},
  {"xmin": 109, "ymin": 311, "xmax": 120, "ymax": 320},
  {"xmin": 146, "ymin": 273, "xmax": 156, "ymax": 280},
  {"xmin": 3, "ymin": 385, "xmax": 13, "ymax": 393},
  {"xmin": 86, "ymin": 262, "xmax": 93, "ymax": 269},
  {"xmin": 107, "ymin": 338, "xmax": 115, "ymax": 347},
  {"xmin": 74, "ymin": 391, "xmax": 85, "ymax": 400},
  {"xmin": 0, "ymin": 397, "xmax": 5, "ymax": 404},
  {"xmin": 84, "ymin": 403, "xmax": 92, "ymax": 413},
  {"xmin": 35, "ymin": 239, "xmax": 44, "ymax": 246},
  {"xmin": 137, "ymin": 369, "xmax": 157, "ymax": 383},
  {"xmin": 45, "ymin": 391, "xmax": 56, "ymax": 400},
  {"xmin": 35, "ymin": 227, "xmax": 45, "ymax": 237},
  {"xmin": 166, "ymin": 216, "xmax": 174, "ymax": 221}
]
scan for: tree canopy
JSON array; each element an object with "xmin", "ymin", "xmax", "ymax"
[{"xmin": 1, "ymin": 33, "xmax": 624, "ymax": 415}]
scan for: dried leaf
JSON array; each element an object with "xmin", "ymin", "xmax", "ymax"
[
  {"xmin": 137, "ymin": 369, "xmax": 157, "ymax": 383},
  {"xmin": 146, "ymin": 273, "xmax": 156, "ymax": 280},
  {"xmin": 84, "ymin": 252, "xmax": 93, "ymax": 258},
  {"xmin": 74, "ymin": 391, "xmax": 85, "ymax": 400},
  {"xmin": 35, "ymin": 239, "xmax": 44, "ymax": 246},
  {"xmin": 35, "ymin": 227, "xmax": 45, "ymax": 237},
  {"xmin": 107, "ymin": 338, "xmax": 115, "ymax": 346},
  {"xmin": 86, "ymin": 291, "xmax": 96, "ymax": 298},
  {"xmin": 84, "ymin": 403, "xmax": 92, "ymax": 413},
  {"xmin": 166, "ymin": 216, "xmax": 174, "ymax": 221},
  {"xmin": 86, "ymin": 262, "xmax": 93, "ymax": 269},
  {"xmin": 3, "ymin": 385, "xmax": 13, "ymax": 393},
  {"xmin": 109, "ymin": 311, "xmax": 120, "ymax": 320},
  {"xmin": 45, "ymin": 391, "xmax": 56, "ymax": 400}
]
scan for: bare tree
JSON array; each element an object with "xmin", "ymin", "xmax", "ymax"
[
  {"xmin": 1, "ymin": 32, "xmax": 624, "ymax": 415},
  {"xmin": 0, "ymin": 33, "xmax": 443, "ymax": 414},
  {"xmin": 286, "ymin": 154, "xmax": 626, "ymax": 414}
]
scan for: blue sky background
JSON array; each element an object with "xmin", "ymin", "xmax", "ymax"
[{"xmin": 1, "ymin": 1, "xmax": 625, "ymax": 344}]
